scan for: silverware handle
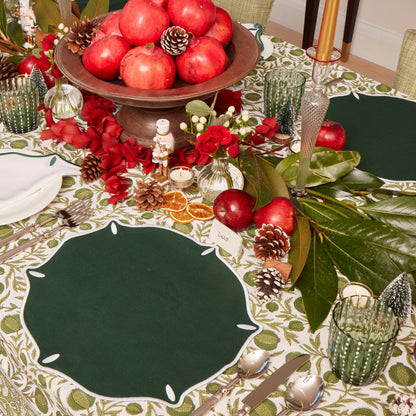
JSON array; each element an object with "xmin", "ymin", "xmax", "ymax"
[
  {"xmin": 275, "ymin": 409, "xmax": 289, "ymax": 416},
  {"xmin": 0, "ymin": 225, "xmax": 63, "ymax": 263},
  {"xmin": 0, "ymin": 217, "xmax": 53, "ymax": 249},
  {"xmin": 191, "ymin": 376, "xmax": 240, "ymax": 416},
  {"xmin": 233, "ymin": 404, "xmax": 252, "ymax": 416}
]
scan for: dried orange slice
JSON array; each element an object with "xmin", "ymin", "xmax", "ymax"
[
  {"xmin": 160, "ymin": 191, "xmax": 188, "ymax": 212},
  {"xmin": 169, "ymin": 209, "xmax": 194, "ymax": 224},
  {"xmin": 186, "ymin": 203, "xmax": 215, "ymax": 221}
]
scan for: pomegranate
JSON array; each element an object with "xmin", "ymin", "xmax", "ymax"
[
  {"xmin": 176, "ymin": 36, "xmax": 227, "ymax": 84},
  {"xmin": 17, "ymin": 55, "xmax": 40, "ymax": 75},
  {"xmin": 119, "ymin": 0, "xmax": 170, "ymax": 45},
  {"xmin": 101, "ymin": 10, "xmax": 122, "ymax": 36},
  {"xmin": 167, "ymin": 0, "xmax": 216, "ymax": 36},
  {"xmin": 82, "ymin": 34, "xmax": 131, "ymax": 80},
  {"xmin": 205, "ymin": 7, "xmax": 233, "ymax": 47},
  {"xmin": 150, "ymin": 0, "xmax": 168, "ymax": 8},
  {"xmin": 120, "ymin": 43, "xmax": 176, "ymax": 89}
]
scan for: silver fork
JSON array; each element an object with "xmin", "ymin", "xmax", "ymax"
[
  {"xmin": 0, "ymin": 208, "xmax": 92, "ymax": 263},
  {"xmin": 0, "ymin": 199, "xmax": 90, "ymax": 249}
]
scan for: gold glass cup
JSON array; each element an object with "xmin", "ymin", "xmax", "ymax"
[{"xmin": 0, "ymin": 77, "xmax": 39, "ymax": 134}]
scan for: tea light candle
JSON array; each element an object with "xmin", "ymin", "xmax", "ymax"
[
  {"xmin": 169, "ymin": 166, "xmax": 195, "ymax": 189},
  {"xmin": 340, "ymin": 282, "xmax": 373, "ymax": 299}
]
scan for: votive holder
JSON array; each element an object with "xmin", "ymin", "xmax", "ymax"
[
  {"xmin": 264, "ymin": 69, "xmax": 306, "ymax": 135},
  {"xmin": 328, "ymin": 295, "xmax": 399, "ymax": 386},
  {"xmin": 0, "ymin": 77, "xmax": 39, "ymax": 133},
  {"xmin": 169, "ymin": 166, "xmax": 195, "ymax": 189}
]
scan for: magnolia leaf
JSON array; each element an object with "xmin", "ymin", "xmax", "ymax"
[
  {"xmin": 256, "ymin": 155, "xmax": 289, "ymax": 199},
  {"xmin": 288, "ymin": 215, "xmax": 311, "ymax": 285},
  {"xmin": 8, "ymin": 20, "xmax": 24, "ymax": 47},
  {"xmin": 185, "ymin": 100, "xmax": 211, "ymax": 117},
  {"xmin": 317, "ymin": 219, "xmax": 416, "ymax": 298},
  {"xmin": 294, "ymin": 235, "xmax": 338, "ymax": 332},
  {"xmin": 0, "ymin": 0, "xmax": 7, "ymax": 34},
  {"xmin": 299, "ymin": 199, "xmax": 363, "ymax": 224},
  {"xmin": 80, "ymin": 0, "xmax": 109, "ymax": 19},
  {"xmin": 277, "ymin": 148, "xmax": 360, "ymax": 188},
  {"xmin": 313, "ymin": 168, "xmax": 384, "ymax": 199},
  {"xmin": 33, "ymin": 0, "xmax": 60, "ymax": 32},
  {"xmin": 239, "ymin": 149, "xmax": 275, "ymax": 209},
  {"xmin": 360, "ymin": 196, "xmax": 416, "ymax": 235}
]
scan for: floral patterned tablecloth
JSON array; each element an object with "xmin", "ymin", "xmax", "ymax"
[{"xmin": 0, "ymin": 34, "xmax": 415, "ymax": 416}]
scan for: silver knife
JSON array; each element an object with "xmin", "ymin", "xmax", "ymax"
[{"xmin": 233, "ymin": 354, "xmax": 310, "ymax": 416}]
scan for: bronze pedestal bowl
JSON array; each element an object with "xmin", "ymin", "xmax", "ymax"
[{"xmin": 54, "ymin": 19, "xmax": 260, "ymax": 148}]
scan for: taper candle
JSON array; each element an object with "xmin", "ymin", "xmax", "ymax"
[{"xmin": 316, "ymin": 0, "xmax": 340, "ymax": 62}]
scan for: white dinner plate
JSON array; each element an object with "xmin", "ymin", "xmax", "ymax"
[{"xmin": 0, "ymin": 150, "xmax": 63, "ymax": 225}]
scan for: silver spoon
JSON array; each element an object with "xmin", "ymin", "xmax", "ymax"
[
  {"xmin": 191, "ymin": 350, "xmax": 270, "ymax": 416},
  {"xmin": 276, "ymin": 375, "xmax": 325, "ymax": 416}
]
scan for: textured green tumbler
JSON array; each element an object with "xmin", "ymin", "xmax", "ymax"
[{"xmin": 328, "ymin": 295, "xmax": 399, "ymax": 385}]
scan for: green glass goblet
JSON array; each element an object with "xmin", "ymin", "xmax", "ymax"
[{"xmin": 328, "ymin": 295, "xmax": 399, "ymax": 386}]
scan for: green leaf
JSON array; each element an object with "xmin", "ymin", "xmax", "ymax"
[
  {"xmin": 33, "ymin": 0, "xmax": 60, "ymax": 32},
  {"xmin": 0, "ymin": 0, "xmax": 7, "ymax": 34},
  {"xmin": 299, "ymin": 199, "xmax": 363, "ymax": 224},
  {"xmin": 360, "ymin": 196, "xmax": 416, "ymax": 235},
  {"xmin": 81, "ymin": 0, "xmax": 109, "ymax": 18},
  {"xmin": 8, "ymin": 18, "xmax": 24, "ymax": 46},
  {"xmin": 314, "ymin": 168, "xmax": 384, "ymax": 199},
  {"xmin": 317, "ymin": 219, "xmax": 416, "ymax": 297},
  {"xmin": 185, "ymin": 100, "xmax": 211, "ymax": 117},
  {"xmin": 288, "ymin": 215, "xmax": 311, "ymax": 285},
  {"xmin": 294, "ymin": 235, "xmax": 338, "ymax": 332},
  {"xmin": 277, "ymin": 147, "xmax": 360, "ymax": 188}
]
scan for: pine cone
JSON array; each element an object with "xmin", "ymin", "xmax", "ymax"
[
  {"xmin": 65, "ymin": 17, "xmax": 100, "ymax": 55},
  {"xmin": 0, "ymin": 55, "xmax": 18, "ymax": 81},
  {"xmin": 253, "ymin": 224, "xmax": 290, "ymax": 261},
  {"xmin": 133, "ymin": 180, "xmax": 165, "ymax": 211},
  {"xmin": 80, "ymin": 154, "xmax": 104, "ymax": 182},
  {"xmin": 255, "ymin": 267, "xmax": 286, "ymax": 300},
  {"xmin": 160, "ymin": 26, "xmax": 189, "ymax": 56}
]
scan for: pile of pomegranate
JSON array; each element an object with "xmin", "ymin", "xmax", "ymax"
[{"xmin": 82, "ymin": 0, "xmax": 234, "ymax": 89}]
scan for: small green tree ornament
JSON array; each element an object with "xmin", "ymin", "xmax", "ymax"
[
  {"xmin": 379, "ymin": 272, "xmax": 412, "ymax": 321},
  {"xmin": 30, "ymin": 66, "xmax": 48, "ymax": 101}
]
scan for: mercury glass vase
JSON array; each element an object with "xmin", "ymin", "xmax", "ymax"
[
  {"xmin": 44, "ymin": 77, "xmax": 83, "ymax": 120},
  {"xmin": 197, "ymin": 157, "xmax": 235, "ymax": 202},
  {"xmin": 292, "ymin": 47, "xmax": 341, "ymax": 197}
]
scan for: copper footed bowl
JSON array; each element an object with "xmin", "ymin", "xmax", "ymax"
[{"xmin": 54, "ymin": 18, "xmax": 260, "ymax": 148}]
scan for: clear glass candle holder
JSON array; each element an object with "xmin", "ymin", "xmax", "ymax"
[
  {"xmin": 0, "ymin": 76, "xmax": 39, "ymax": 133},
  {"xmin": 328, "ymin": 295, "xmax": 399, "ymax": 385}
]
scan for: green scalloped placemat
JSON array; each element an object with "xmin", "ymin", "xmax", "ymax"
[
  {"xmin": 327, "ymin": 94, "xmax": 416, "ymax": 182},
  {"xmin": 24, "ymin": 224, "xmax": 256, "ymax": 401}
]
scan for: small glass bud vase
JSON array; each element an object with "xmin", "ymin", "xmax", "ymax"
[
  {"xmin": 44, "ymin": 77, "xmax": 84, "ymax": 120},
  {"xmin": 197, "ymin": 157, "xmax": 235, "ymax": 202}
]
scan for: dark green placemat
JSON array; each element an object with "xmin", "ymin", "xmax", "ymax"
[
  {"xmin": 326, "ymin": 94, "xmax": 416, "ymax": 182},
  {"xmin": 24, "ymin": 224, "xmax": 256, "ymax": 400}
]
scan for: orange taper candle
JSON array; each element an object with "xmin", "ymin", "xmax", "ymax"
[{"xmin": 316, "ymin": 0, "xmax": 340, "ymax": 62}]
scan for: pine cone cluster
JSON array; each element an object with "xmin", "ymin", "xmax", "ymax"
[
  {"xmin": 255, "ymin": 267, "xmax": 286, "ymax": 300},
  {"xmin": 253, "ymin": 224, "xmax": 290, "ymax": 261},
  {"xmin": 133, "ymin": 180, "xmax": 165, "ymax": 211},
  {"xmin": 65, "ymin": 17, "xmax": 100, "ymax": 55},
  {"xmin": 0, "ymin": 55, "xmax": 18, "ymax": 81},
  {"xmin": 160, "ymin": 26, "xmax": 189, "ymax": 55},
  {"xmin": 80, "ymin": 154, "xmax": 104, "ymax": 182}
]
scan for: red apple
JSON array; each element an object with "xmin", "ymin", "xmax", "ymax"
[
  {"xmin": 17, "ymin": 55, "xmax": 40, "ymax": 75},
  {"xmin": 82, "ymin": 34, "xmax": 131, "ymax": 80},
  {"xmin": 253, "ymin": 197, "xmax": 295, "ymax": 235},
  {"xmin": 316, "ymin": 120, "xmax": 347, "ymax": 151},
  {"xmin": 213, "ymin": 189, "xmax": 256, "ymax": 231},
  {"xmin": 176, "ymin": 36, "xmax": 227, "ymax": 84},
  {"xmin": 120, "ymin": 43, "xmax": 176, "ymax": 89},
  {"xmin": 119, "ymin": 0, "xmax": 170, "ymax": 46},
  {"xmin": 167, "ymin": 0, "xmax": 216, "ymax": 36},
  {"xmin": 205, "ymin": 7, "xmax": 233, "ymax": 47},
  {"xmin": 101, "ymin": 10, "xmax": 122, "ymax": 36}
]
